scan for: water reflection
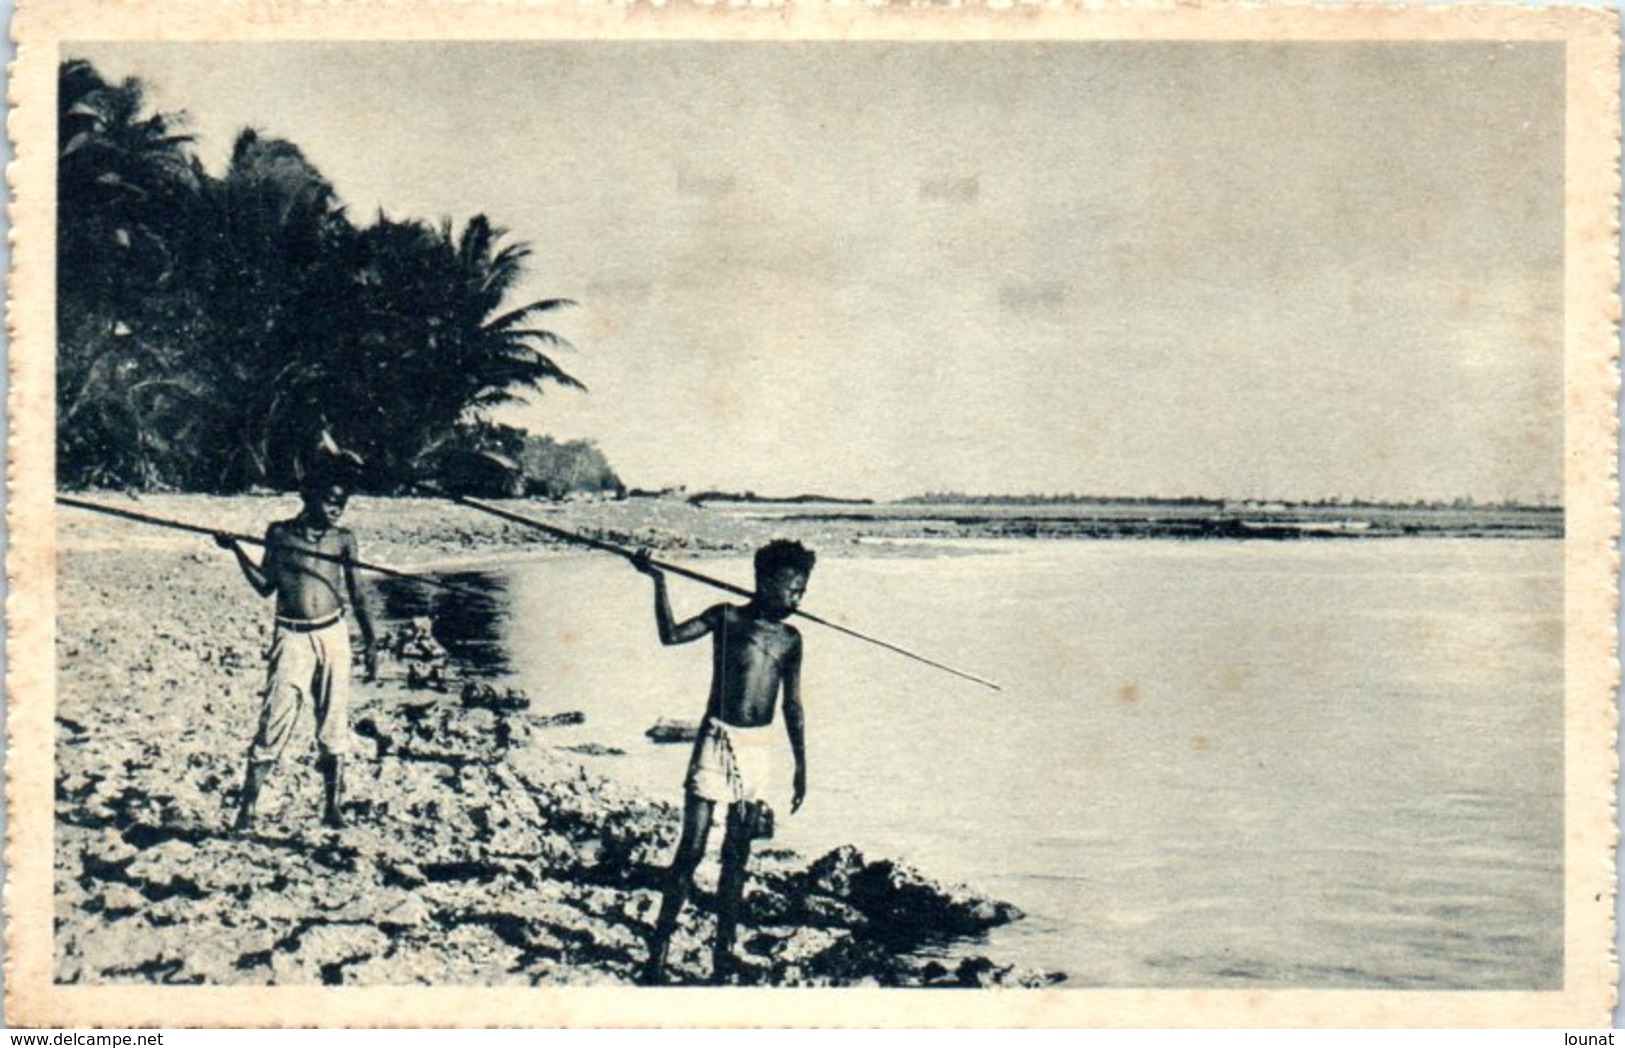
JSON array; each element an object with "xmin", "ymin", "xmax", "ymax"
[{"xmin": 370, "ymin": 571, "xmax": 512, "ymax": 677}]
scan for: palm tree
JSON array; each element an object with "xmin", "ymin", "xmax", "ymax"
[
  {"xmin": 57, "ymin": 59, "xmax": 202, "ymax": 488},
  {"xmin": 439, "ymin": 214, "xmax": 582, "ymax": 422},
  {"xmin": 58, "ymin": 59, "xmax": 198, "ymax": 283},
  {"xmin": 56, "ymin": 59, "xmax": 591, "ymax": 494},
  {"xmin": 183, "ymin": 128, "xmax": 358, "ymax": 490},
  {"xmin": 334, "ymin": 214, "xmax": 581, "ymax": 488}
]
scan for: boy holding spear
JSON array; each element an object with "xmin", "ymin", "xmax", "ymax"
[
  {"xmin": 215, "ymin": 469, "xmax": 378, "ymax": 831},
  {"xmin": 633, "ymin": 539, "xmax": 815, "ymax": 984}
]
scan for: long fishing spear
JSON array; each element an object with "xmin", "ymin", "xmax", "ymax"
[
  {"xmin": 415, "ymin": 483, "xmax": 1003, "ymax": 692},
  {"xmin": 56, "ymin": 494, "xmax": 489, "ymax": 600}
]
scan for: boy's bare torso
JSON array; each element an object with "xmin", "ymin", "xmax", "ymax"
[
  {"xmin": 264, "ymin": 519, "xmax": 355, "ymax": 621},
  {"xmin": 707, "ymin": 605, "xmax": 801, "ymax": 728}
]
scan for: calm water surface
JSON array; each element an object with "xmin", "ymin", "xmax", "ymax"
[{"xmin": 380, "ymin": 538, "xmax": 1562, "ymax": 988}]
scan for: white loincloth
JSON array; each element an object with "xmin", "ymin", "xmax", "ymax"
[{"xmin": 685, "ymin": 717, "xmax": 776, "ymax": 804}]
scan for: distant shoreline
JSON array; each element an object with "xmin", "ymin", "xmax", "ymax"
[
  {"xmin": 57, "ymin": 491, "xmax": 1563, "ymax": 570},
  {"xmin": 711, "ymin": 501, "xmax": 1563, "ymax": 542}
]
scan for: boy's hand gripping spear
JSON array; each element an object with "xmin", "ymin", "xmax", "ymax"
[{"xmin": 57, "ymin": 495, "xmax": 488, "ymax": 601}]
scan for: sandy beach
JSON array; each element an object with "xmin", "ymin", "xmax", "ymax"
[{"xmin": 53, "ymin": 494, "xmax": 1052, "ymax": 988}]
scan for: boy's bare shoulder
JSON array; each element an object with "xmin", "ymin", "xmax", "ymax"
[{"xmin": 326, "ymin": 526, "xmax": 360, "ymax": 557}]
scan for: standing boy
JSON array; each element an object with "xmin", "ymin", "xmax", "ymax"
[
  {"xmin": 217, "ymin": 472, "xmax": 377, "ymax": 831},
  {"xmin": 634, "ymin": 539, "xmax": 815, "ymax": 984}
]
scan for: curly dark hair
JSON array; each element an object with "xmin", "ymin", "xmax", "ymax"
[
  {"xmin": 299, "ymin": 458, "xmax": 358, "ymax": 501},
  {"xmin": 754, "ymin": 538, "xmax": 817, "ymax": 580}
]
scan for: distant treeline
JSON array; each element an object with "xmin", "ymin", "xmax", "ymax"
[
  {"xmin": 686, "ymin": 491, "xmax": 875, "ymax": 506},
  {"xmin": 902, "ymin": 492, "xmax": 1222, "ymax": 507},
  {"xmin": 57, "ymin": 58, "xmax": 605, "ymax": 496},
  {"xmin": 438, "ymin": 421, "xmax": 622, "ymax": 499}
]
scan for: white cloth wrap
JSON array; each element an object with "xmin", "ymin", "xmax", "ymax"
[{"xmin": 685, "ymin": 717, "xmax": 776, "ymax": 804}]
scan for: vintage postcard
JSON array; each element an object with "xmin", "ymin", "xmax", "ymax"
[{"xmin": 5, "ymin": 0, "xmax": 1619, "ymax": 1029}]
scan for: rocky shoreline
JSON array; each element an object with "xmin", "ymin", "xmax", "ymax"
[{"xmin": 54, "ymin": 495, "xmax": 1061, "ymax": 988}]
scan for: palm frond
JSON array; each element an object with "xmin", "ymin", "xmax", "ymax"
[
  {"xmin": 503, "ymin": 329, "xmax": 578, "ymax": 352},
  {"xmin": 482, "ymin": 298, "xmax": 577, "ymax": 333}
]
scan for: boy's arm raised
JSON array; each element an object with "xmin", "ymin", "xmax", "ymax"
[
  {"xmin": 632, "ymin": 550, "xmax": 714, "ymax": 645},
  {"xmin": 216, "ymin": 526, "xmax": 277, "ymax": 598},
  {"xmin": 783, "ymin": 637, "xmax": 807, "ymax": 813}
]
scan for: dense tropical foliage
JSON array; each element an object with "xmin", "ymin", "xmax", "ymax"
[
  {"xmin": 434, "ymin": 421, "xmax": 623, "ymax": 499},
  {"xmin": 57, "ymin": 58, "xmax": 601, "ymax": 495}
]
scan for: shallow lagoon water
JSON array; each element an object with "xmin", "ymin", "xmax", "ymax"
[{"xmin": 382, "ymin": 538, "xmax": 1563, "ymax": 988}]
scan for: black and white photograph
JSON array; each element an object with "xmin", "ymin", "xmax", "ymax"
[{"xmin": 5, "ymin": 0, "xmax": 1619, "ymax": 1028}]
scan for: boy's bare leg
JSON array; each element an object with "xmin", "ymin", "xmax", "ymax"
[
  {"xmin": 642, "ymin": 794, "xmax": 714, "ymax": 984},
  {"xmin": 712, "ymin": 804, "xmax": 753, "ymax": 984},
  {"xmin": 234, "ymin": 760, "xmax": 272, "ymax": 832},
  {"xmin": 318, "ymin": 753, "xmax": 345, "ymax": 828}
]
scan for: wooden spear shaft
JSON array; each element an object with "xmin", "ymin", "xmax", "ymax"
[
  {"xmin": 418, "ymin": 485, "xmax": 1004, "ymax": 692},
  {"xmin": 56, "ymin": 495, "xmax": 488, "ymax": 600}
]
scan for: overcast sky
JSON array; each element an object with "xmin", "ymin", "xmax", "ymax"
[{"xmin": 74, "ymin": 41, "xmax": 1565, "ymax": 502}]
